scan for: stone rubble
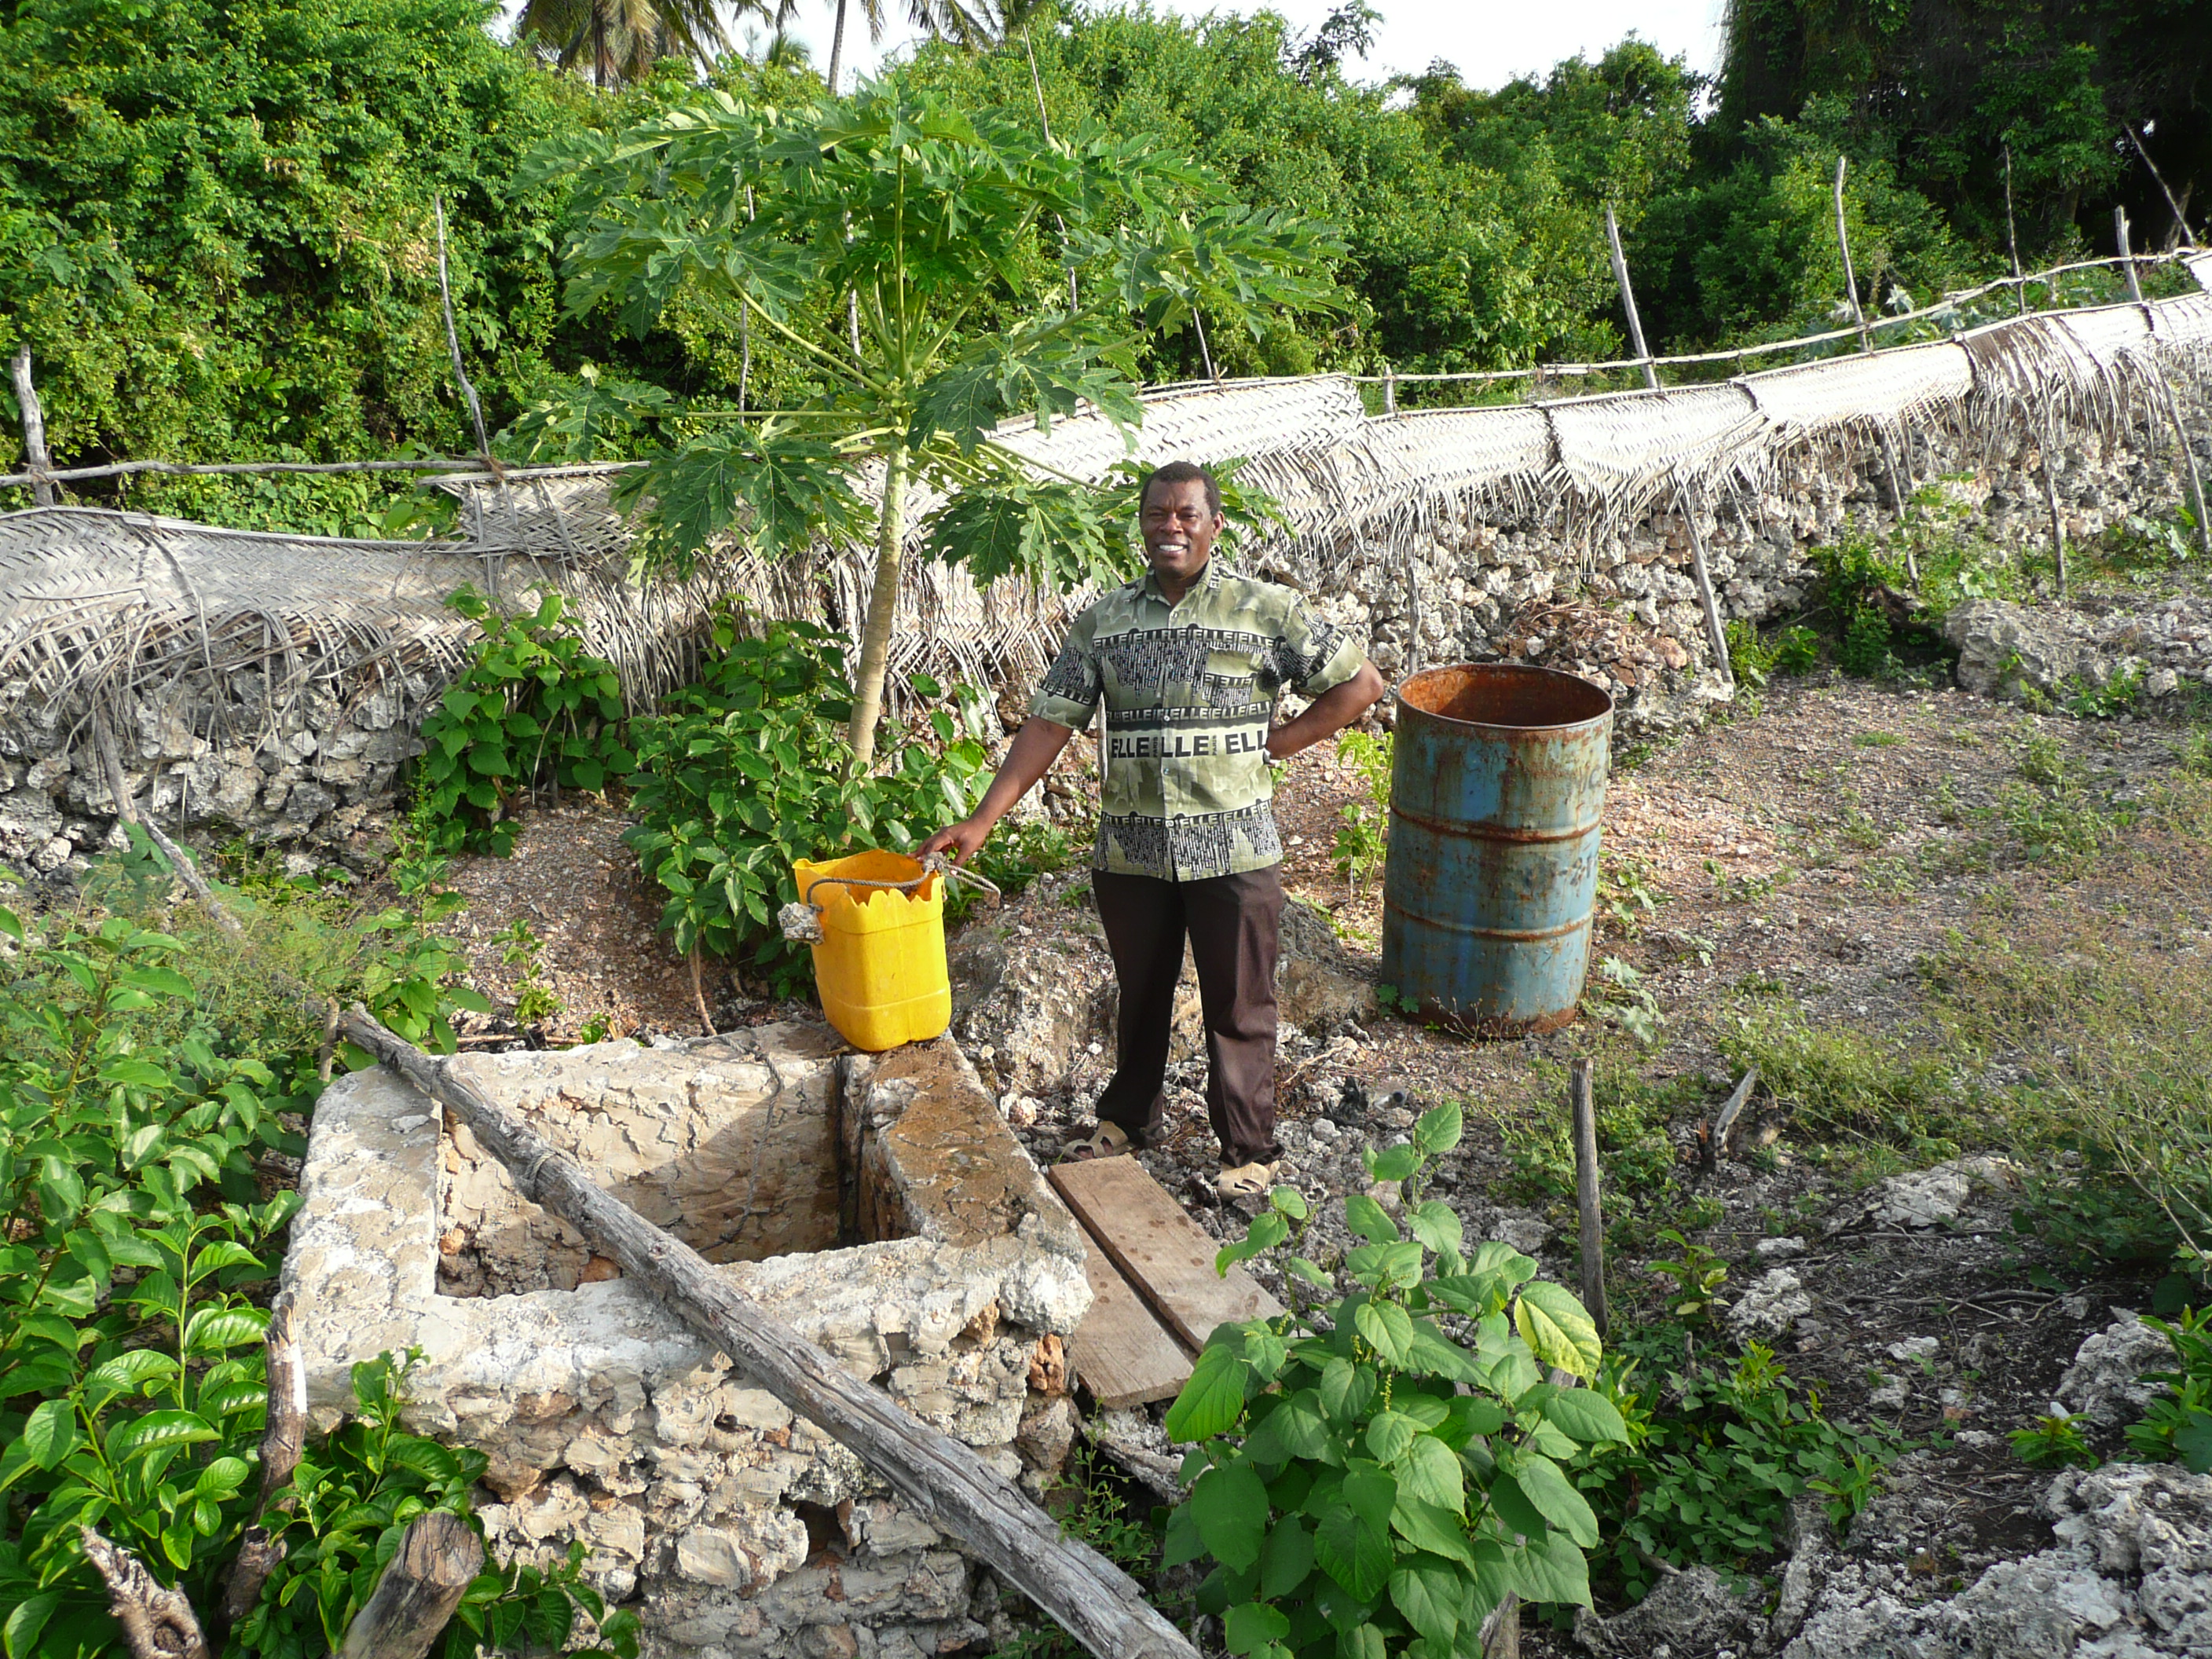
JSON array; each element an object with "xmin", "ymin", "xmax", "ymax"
[
  {"xmin": 2059, "ymin": 1313, "xmax": 2184, "ymax": 1430},
  {"xmin": 1729, "ymin": 1267, "xmax": 1815, "ymax": 1339},
  {"xmin": 1782, "ymin": 1463, "xmax": 2212, "ymax": 1659}
]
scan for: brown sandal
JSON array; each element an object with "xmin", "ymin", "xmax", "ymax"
[{"xmin": 1060, "ymin": 1122, "xmax": 1133, "ymax": 1163}]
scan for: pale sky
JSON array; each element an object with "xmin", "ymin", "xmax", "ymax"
[{"xmin": 756, "ymin": 0, "xmax": 1727, "ymax": 93}]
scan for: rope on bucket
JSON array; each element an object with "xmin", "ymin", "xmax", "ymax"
[{"xmin": 776, "ymin": 852, "xmax": 1001, "ymax": 944}]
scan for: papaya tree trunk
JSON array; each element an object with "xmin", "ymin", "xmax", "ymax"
[{"xmin": 846, "ymin": 442, "xmax": 907, "ymax": 770}]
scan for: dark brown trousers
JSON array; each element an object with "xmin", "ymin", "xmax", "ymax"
[{"xmin": 1091, "ymin": 865, "xmax": 1283, "ymax": 1166}]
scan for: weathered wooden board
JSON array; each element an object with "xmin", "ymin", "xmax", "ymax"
[
  {"xmin": 1049, "ymin": 1155, "xmax": 1284, "ymax": 1352},
  {"xmin": 1067, "ymin": 1237, "xmax": 1194, "ymax": 1408}
]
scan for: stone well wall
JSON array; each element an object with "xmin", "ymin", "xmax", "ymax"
[{"xmin": 282, "ymin": 1024, "xmax": 1092, "ymax": 1659}]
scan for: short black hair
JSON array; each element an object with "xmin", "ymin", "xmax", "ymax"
[{"xmin": 1137, "ymin": 460, "xmax": 1221, "ymax": 517}]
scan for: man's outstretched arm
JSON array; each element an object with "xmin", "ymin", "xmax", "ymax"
[
  {"xmin": 919, "ymin": 717, "xmax": 1079, "ymax": 866},
  {"xmin": 1265, "ymin": 661, "xmax": 1388, "ymax": 761}
]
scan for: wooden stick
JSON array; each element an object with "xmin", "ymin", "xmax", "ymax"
[
  {"xmin": 2038, "ymin": 411, "xmax": 2070, "ymax": 595},
  {"xmin": 1833, "ymin": 158, "xmax": 1871, "ymax": 352},
  {"xmin": 79, "ymin": 1528, "xmax": 210, "ymax": 1659},
  {"xmin": 2126, "ymin": 126, "xmax": 2199, "ymax": 250},
  {"xmin": 1674, "ymin": 485, "xmax": 1735, "ymax": 689},
  {"xmin": 1569, "ymin": 1058, "xmax": 1607, "ymax": 1340},
  {"xmin": 1708, "ymin": 1068, "xmax": 1759, "ymax": 1167},
  {"xmin": 93, "ymin": 725, "xmax": 242, "ymax": 936},
  {"xmin": 1480, "ymin": 1593, "xmax": 1520, "ymax": 1658},
  {"xmin": 334, "ymin": 1005, "xmax": 1201, "ymax": 1659},
  {"xmin": 1603, "ymin": 207, "xmax": 1661, "ymax": 394},
  {"xmin": 689, "ymin": 945, "xmax": 717, "ymax": 1036},
  {"xmin": 215, "ymin": 1291, "xmax": 309, "ymax": 1632},
  {"xmin": 335, "ymin": 1510, "xmax": 481, "ymax": 1659},
  {"xmin": 433, "ymin": 196, "xmax": 492, "ymax": 462},
  {"xmin": 2118, "ymin": 209, "xmax": 2212, "ymax": 560},
  {"xmin": 12, "ymin": 344, "xmax": 54, "ymax": 507},
  {"xmin": 2004, "ymin": 147, "xmax": 2027, "ymax": 316}
]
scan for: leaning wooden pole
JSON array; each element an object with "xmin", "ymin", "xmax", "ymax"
[
  {"xmin": 334, "ymin": 1006, "xmax": 1199, "ymax": 1659},
  {"xmin": 1568, "ymin": 1060, "xmax": 1608, "ymax": 1341},
  {"xmin": 1834, "ymin": 156, "xmax": 1917, "ymax": 577},
  {"xmin": 1603, "ymin": 207, "xmax": 1661, "ymax": 394},
  {"xmin": 12, "ymin": 345, "xmax": 55, "ymax": 507},
  {"xmin": 2117, "ymin": 208, "xmax": 2212, "ymax": 560}
]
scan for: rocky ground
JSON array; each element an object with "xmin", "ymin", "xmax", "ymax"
[{"xmin": 411, "ymin": 566, "xmax": 2212, "ymax": 1659}]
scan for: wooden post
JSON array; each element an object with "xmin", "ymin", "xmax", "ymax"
[
  {"xmin": 218, "ymin": 1290, "xmax": 309, "ymax": 1633},
  {"xmin": 1603, "ymin": 207, "xmax": 1661, "ymax": 393},
  {"xmin": 2039, "ymin": 411, "xmax": 2070, "ymax": 595},
  {"xmin": 1569, "ymin": 1059, "xmax": 1608, "ymax": 1340},
  {"xmin": 2003, "ymin": 147, "xmax": 2027, "ymax": 316},
  {"xmin": 1834, "ymin": 158, "xmax": 1917, "ymax": 574},
  {"xmin": 336, "ymin": 1511, "xmax": 482, "ymax": 1659},
  {"xmin": 1675, "ymin": 485, "xmax": 1735, "ymax": 689},
  {"xmin": 12, "ymin": 344, "xmax": 55, "ymax": 507},
  {"xmin": 1705, "ymin": 1068, "xmax": 1759, "ymax": 1170},
  {"xmin": 432, "ymin": 197, "xmax": 491, "ymax": 461},
  {"xmin": 2118, "ymin": 208, "xmax": 2212, "ymax": 559},
  {"xmin": 334, "ymin": 1006, "xmax": 1202, "ymax": 1659},
  {"xmin": 79, "ymin": 1528, "xmax": 210, "ymax": 1659},
  {"xmin": 1833, "ymin": 157, "xmax": 1872, "ymax": 352},
  {"xmin": 1192, "ymin": 302, "xmax": 1218, "ymax": 382},
  {"xmin": 2126, "ymin": 125, "xmax": 2200, "ymax": 250},
  {"xmin": 1383, "ymin": 363, "xmax": 1397, "ymax": 414}
]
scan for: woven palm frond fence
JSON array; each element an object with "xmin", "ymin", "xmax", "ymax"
[{"xmin": 5, "ymin": 271, "xmax": 2210, "ymax": 751}]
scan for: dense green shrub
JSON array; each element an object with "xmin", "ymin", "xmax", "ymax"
[
  {"xmin": 1159, "ymin": 1103, "xmax": 1625, "ymax": 1655},
  {"xmin": 624, "ymin": 612, "xmax": 999, "ymax": 994},
  {"xmin": 414, "ymin": 590, "xmax": 636, "ymax": 856},
  {"xmin": 1580, "ymin": 1335, "xmax": 1899, "ymax": 1601}
]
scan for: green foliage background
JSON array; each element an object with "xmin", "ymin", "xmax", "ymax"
[{"xmin": 6, "ymin": 0, "xmax": 2202, "ymax": 531}]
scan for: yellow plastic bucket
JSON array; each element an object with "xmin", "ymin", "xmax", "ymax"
[{"xmin": 792, "ymin": 849, "xmax": 951, "ymax": 1053}]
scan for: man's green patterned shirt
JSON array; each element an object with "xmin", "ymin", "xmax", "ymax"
[{"xmin": 1028, "ymin": 561, "xmax": 1366, "ymax": 881}]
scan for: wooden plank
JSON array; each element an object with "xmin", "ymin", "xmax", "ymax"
[
  {"xmin": 1049, "ymin": 1156, "xmax": 1283, "ymax": 1351},
  {"xmin": 1068, "ymin": 1236, "xmax": 1193, "ymax": 1408}
]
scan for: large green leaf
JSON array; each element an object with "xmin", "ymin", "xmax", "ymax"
[
  {"xmin": 1343, "ymin": 1193, "xmax": 1399, "ymax": 1244},
  {"xmin": 1532, "ymin": 1386, "xmax": 1629, "ymax": 1447},
  {"xmin": 1511, "ymin": 1454, "xmax": 1599, "ymax": 1547},
  {"xmin": 21, "ymin": 1399, "xmax": 78, "ymax": 1470},
  {"xmin": 1390, "ymin": 1493, "xmax": 1476, "ymax": 1567},
  {"xmin": 1223, "ymin": 1599, "xmax": 1291, "ymax": 1656},
  {"xmin": 1247, "ymin": 1390, "xmax": 1331, "ymax": 1463},
  {"xmin": 1166, "ymin": 1342, "xmax": 1251, "ymax": 1443},
  {"xmin": 1390, "ymin": 1555, "xmax": 1463, "ymax": 1643},
  {"xmin": 1191, "ymin": 1458, "xmax": 1269, "ymax": 1571},
  {"xmin": 1314, "ymin": 1503, "xmax": 1393, "ymax": 1603},
  {"xmin": 625, "ymin": 425, "xmax": 866, "ymax": 569},
  {"xmin": 1507, "ymin": 1530, "xmax": 1593, "ymax": 1608},
  {"xmin": 107, "ymin": 1409, "xmax": 218, "ymax": 1463},
  {"xmin": 1513, "ymin": 1284, "xmax": 1602, "ymax": 1381},
  {"xmin": 1397, "ymin": 1434, "xmax": 1466, "ymax": 1511},
  {"xmin": 1353, "ymin": 1299, "xmax": 1415, "ymax": 1367},
  {"xmin": 1320, "ymin": 1358, "xmax": 1376, "ymax": 1423},
  {"xmin": 1261, "ymin": 1513, "xmax": 1316, "ymax": 1598}
]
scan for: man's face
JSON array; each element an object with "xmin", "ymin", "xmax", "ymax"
[{"xmin": 1139, "ymin": 478, "xmax": 1224, "ymax": 588}]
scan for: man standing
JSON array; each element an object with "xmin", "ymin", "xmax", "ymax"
[{"xmin": 921, "ymin": 461, "xmax": 1387, "ymax": 1198}]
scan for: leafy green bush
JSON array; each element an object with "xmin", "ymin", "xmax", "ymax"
[
  {"xmin": 235, "ymin": 1353, "xmax": 636, "ymax": 1659},
  {"xmin": 1331, "ymin": 730, "xmax": 1393, "ymax": 894},
  {"xmin": 414, "ymin": 591, "xmax": 636, "ymax": 857},
  {"xmin": 624, "ymin": 612, "xmax": 995, "ymax": 995},
  {"xmin": 1771, "ymin": 625, "xmax": 1821, "ymax": 676},
  {"xmin": 0, "ymin": 892, "xmax": 309, "ymax": 1650},
  {"xmin": 2122, "ymin": 1309, "xmax": 2212, "ymax": 1474},
  {"xmin": 1158, "ymin": 1103, "xmax": 1626, "ymax": 1656},
  {"xmin": 1582, "ymin": 1337, "xmax": 1899, "ymax": 1602}
]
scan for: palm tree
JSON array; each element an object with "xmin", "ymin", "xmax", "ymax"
[
  {"xmin": 823, "ymin": 0, "xmax": 1000, "ymax": 94},
  {"xmin": 517, "ymin": 0, "xmax": 745, "ymax": 88}
]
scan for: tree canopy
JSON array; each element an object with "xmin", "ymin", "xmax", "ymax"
[{"xmin": 1, "ymin": 0, "xmax": 2202, "ymax": 527}]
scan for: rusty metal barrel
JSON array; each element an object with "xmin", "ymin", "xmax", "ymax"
[{"xmin": 1380, "ymin": 664, "xmax": 1613, "ymax": 1035}]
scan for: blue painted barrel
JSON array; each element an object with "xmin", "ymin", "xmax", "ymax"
[{"xmin": 1379, "ymin": 664, "xmax": 1613, "ymax": 1036}]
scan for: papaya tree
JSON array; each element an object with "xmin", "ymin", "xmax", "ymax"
[{"xmin": 526, "ymin": 86, "xmax": 1341, "ymax": 766}]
